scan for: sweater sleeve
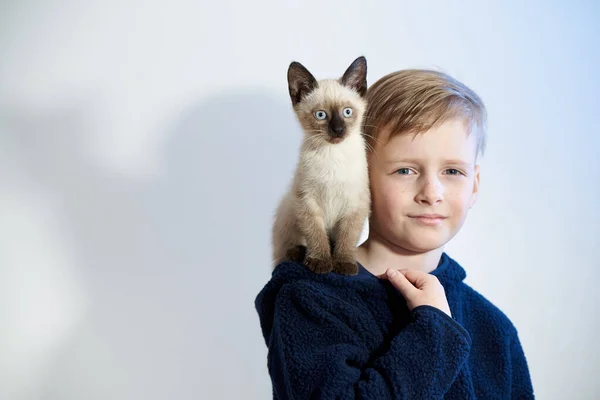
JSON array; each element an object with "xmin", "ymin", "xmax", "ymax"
[
  {"xmin": 266, "ymin": 282, "xmax": 472, "ymax": 399},
  {"xmin": 509, "ymin": 327, "xmax": 535, "ymax": 398}
]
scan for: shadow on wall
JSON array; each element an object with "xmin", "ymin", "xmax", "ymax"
[{"xmin": 1, "ymin": 88, "xmax": 299, "ymax": 400}]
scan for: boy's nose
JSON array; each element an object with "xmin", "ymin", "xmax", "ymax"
[{"xmin": 415, "ymin": 179, "xmax": 444, "ymax": 205}]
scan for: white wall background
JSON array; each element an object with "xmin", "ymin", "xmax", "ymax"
[{"xmin": 1, "ymin": 1, "xmax": 598, "ymax": 399}]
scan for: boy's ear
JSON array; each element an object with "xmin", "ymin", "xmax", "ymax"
[{"xmin": 469, "ymin": 165, "xmax": 481, "ymax": 208}]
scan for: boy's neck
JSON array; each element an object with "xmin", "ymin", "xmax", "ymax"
[{"xmin": 356, "ymin": 231, "xmax": 444, "ymax": 277}]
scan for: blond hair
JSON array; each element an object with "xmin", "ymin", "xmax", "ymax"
[{"xmin": 363, "ymin": 69, "xmax": 487, "ymax": 158}]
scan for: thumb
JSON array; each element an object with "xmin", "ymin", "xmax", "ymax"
[
  {"xmin": 386, "ymin": 269, "xmax": 417, "ymax": 296},
  {"xmin": 399, "ymin": 269, "xmax": 430, "ymax": 290}
]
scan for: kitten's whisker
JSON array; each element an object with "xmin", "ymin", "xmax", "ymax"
[
  {"xmin": 301, "ymin": 133, "xmax": 327, "ymax": 148},
  {"xmin": 361, "ymin": 123, "xmax": 383, "ymax": 129},
  {"xmin": 361, "ymin": 132, "xmax": 381, "ymax": 146}
]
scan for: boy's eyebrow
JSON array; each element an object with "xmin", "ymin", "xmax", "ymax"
[{"xmin": 385, "ymin": 158, "xmax": 474, "ymax": 167}]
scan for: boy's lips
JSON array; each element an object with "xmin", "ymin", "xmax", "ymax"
[
  {"xmin": 408, "ymin": 214, "xmax": 447, "ymax": 226},
  {"xmin": 409, "ymin": 214, "xmax": 446, "ymax": 219}
]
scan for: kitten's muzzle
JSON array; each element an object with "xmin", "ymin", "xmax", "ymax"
[
  {"xmin": 328, "ymin": 124, "xmax": 346, "ymax": 140},
  {"xmin": 327, "ymin": 129, "xmax": 346, "ymax": 144}
]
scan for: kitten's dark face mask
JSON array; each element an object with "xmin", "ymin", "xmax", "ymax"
[{"xmin": 311, "ymin": 106, "xmax": 354, "ymax": 144}]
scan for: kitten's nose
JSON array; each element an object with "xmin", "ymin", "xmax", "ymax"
[
  {"xmin": 332, "ymin": 126, "xmax": 344, "ymax": 136},
  {"xmin": 329, "ymin": 113, "xmax": 345, "ymax": 138}
]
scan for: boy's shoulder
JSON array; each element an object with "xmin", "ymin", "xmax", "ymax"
[
  {"xmin": 254, "ymin": 261, "xmax": 375, "ymax": 345},
  {"xmin": 256, "ymin": 261, "xmax": 371, "ymax": 309},
  {"xmin": 457, "ymin": 281, "xmax": 519, "ymax": 336},
  {"xmin": 441, "ymin": 253, "xmax": 519, "ymax": 336}
]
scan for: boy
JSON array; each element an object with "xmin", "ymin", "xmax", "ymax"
[{"xmin": 255, "ymin": 69, "xmax": 535, "ymax": 399}]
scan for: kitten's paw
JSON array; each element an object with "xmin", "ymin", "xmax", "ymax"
[
  {"xmin": 333, "ymin": 259, "xmax": 359, "ymax": 276},
  {"xmin": 304, "ymin": 256, "xmax": 333, "ymax": 274},
  {"xmin": 284, "ymin": 245, "xmax": 307, "ymax": 262}
]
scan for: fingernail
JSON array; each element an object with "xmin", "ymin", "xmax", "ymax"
[{"xmin": 387, "ymin": 269, "xmax": 396, "ymax": 278}]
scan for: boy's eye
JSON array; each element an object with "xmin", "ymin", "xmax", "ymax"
[
  {"xmin": 395, "ymin": 168, "xmax": 414, "ymax": 175},
  {"xmin": 444, "ymin": 168, "xmax": 462, "ymax": 175}
]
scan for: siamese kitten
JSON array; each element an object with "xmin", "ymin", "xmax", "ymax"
[{"xmin": 271, "ymin": 56, "xmax": 370, "ymax": 276}]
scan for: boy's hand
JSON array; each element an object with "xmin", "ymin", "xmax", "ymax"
[{"xmin": 380, "ymin": 268, "xmax": 453, "ymax": 318}]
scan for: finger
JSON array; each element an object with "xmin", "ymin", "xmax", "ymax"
[
  {"xmin": 385, "ymin": 269, "xmax": 418, "ymax": 296},
  {"xmin": 399, "ymin": 269, "xmax": 430, "ymax": 289},
  {"xmin": 375, "ymin": 271, "xmax": 388, "ymax": 279},
  {"xmin": 378, "ymin": 268, "xmax": 403, "ymax": 279},
  {"xmin": 379, "ymin": 268, "xmax": 409, "ymax": 280}
]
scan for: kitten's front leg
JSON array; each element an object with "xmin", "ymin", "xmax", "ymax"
[
  {"xmin": 331, "ymin": 211, "xmax": 366, "ymax": 276},
  {"xmin": 297, "ymin": 197, "xmax": 332, "ymax": 274},
  {"xmin": 284, "ymin": 245, "xmax": 306, "ymax": 263}
]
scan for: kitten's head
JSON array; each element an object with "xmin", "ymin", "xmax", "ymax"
[{"xmin": 287, "ymin": 56, "xmax": 367, "ymax": 145}]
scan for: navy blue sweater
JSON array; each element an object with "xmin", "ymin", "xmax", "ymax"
[{"xmin": 254, "ymin": 253, "xmax": 535, "ymax": 399}]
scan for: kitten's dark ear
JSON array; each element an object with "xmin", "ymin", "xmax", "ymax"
[
  {"xmin": 288, "ymin": 61, "xmax": 318, "ymax": 106},
  {"xmin": 341, "ymin": 56, "xmax": 367, "ymax": 97}
]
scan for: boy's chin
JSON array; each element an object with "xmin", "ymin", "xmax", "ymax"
[{"xmin": 397, "ymin": 234, "xmax": 451, "ymax": 254}]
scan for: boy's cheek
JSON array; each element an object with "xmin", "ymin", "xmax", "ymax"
[
  {"xmin": 443, "ymin": 181, "xmax": 474, "ymax": 199},
  {"xmin": 445, "ymin": 192, "xmax": 475, "ymax": 215},
  {"xmin": 383, "ymin": 193, "xmax": 410, "ymax": 219}
]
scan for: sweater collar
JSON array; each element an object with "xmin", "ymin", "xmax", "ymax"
[
  {"xmin": 429, "ymin": 252, "xmax": 467, "ymax": 285},
  {"xmin": 265, "ymin": 252, "xmax": 466, "ymax": 294},
  {"xmin": 355, "ymin": 252, "xmax": 466, "ymax": 290}
]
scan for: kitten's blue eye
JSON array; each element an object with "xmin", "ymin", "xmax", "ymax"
[
  {"xmin": 343, "ymin": 107, "xmax": 353, "ymax": 117},
  {"xmin": 314, "ymin": 110, "xmax": 327, "ymax": 120}
]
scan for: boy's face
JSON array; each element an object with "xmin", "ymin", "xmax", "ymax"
[{"xmin": 368, "ymin": 118, "xmax": 480, "ymax": 253}]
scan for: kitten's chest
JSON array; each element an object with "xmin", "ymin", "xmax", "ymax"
[
  {"xmin": 303, "ymin": 139, "xmax": 367, "ymax": 187},
  {"xmin": 300, "ymin": 138, "xmax": 368, "ymax": 226}
]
